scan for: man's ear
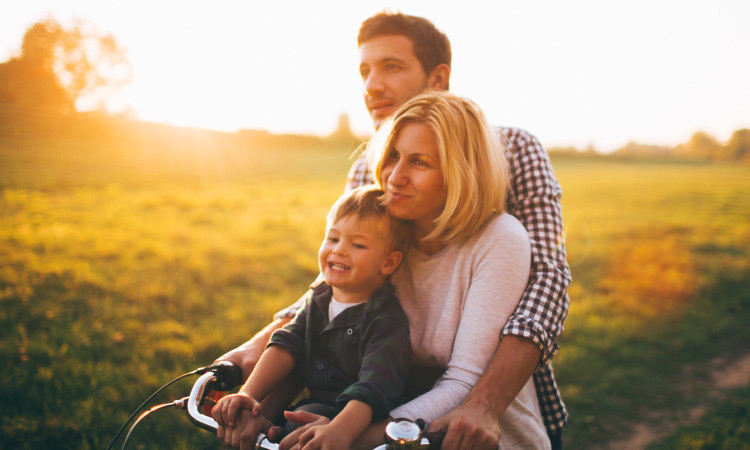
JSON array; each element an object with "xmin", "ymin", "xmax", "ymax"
[
  {"xmin": 427, "ymin": 63, "xmax": 451, "ymax": 91},
  {"xmin": 380, "ymin": 251, "xmax": 404, "ymax": 276}
]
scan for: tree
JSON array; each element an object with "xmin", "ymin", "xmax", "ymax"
[
  {"xmin": 680, "ymin": 131, "xmax": 721, "ymax": 161},
  {"xmin": 722, "ymin": 129, "xmax": 750, "ymax": 163},
  {"xmin": 0, "ymin": 19, "xmax": 132, "ymax": 113}
]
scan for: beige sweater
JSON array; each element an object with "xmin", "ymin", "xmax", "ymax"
[{"xmin": 389, "ymin": 213, "xmax": 550, "ymax": 450}]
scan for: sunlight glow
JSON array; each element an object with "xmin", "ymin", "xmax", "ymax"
[{"xmin": 2, "ymin": 0, "xmax": 749, "ymax": 151}]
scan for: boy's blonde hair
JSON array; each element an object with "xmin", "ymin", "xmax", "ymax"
[
  {"xmin": 327, "ymin": 185, "xmax": 412, "ymax": 253},
  {"xmin": 369, "ymin": 91, "xmax": 509, "ymax": 243}
]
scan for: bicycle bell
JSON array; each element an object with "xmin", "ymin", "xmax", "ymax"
[{"xmin": 384, "ymin": 419, "xmax": 427, "ymax": 450}]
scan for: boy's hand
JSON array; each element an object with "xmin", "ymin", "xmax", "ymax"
[
  {"xmin": 212, "ymin": 392, "xmax": 260, "ymax": 428},
  {"xmin": 298, "ymin": 422, "xmax": 352, "ymax": 450},
  {"xmin": 278, "ymin": 410, "xmax": 332, "ymax": 450},
  {"xmin": 213, "ymin": 393, "xmax": 271, "ymax": 449}
]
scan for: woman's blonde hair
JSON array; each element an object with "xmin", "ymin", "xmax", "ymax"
[{"xmin": 368, "ymin": 91, "xmax": 509, "ymax": 243}]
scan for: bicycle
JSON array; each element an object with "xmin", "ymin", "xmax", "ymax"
[{"xmin": 108, "ymin": 362, "xmax": 444, "ymax": 450}]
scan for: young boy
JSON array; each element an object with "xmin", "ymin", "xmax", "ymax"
[{"xmin": 212, "ymin": 185, "xmax": 412, "ymax": 450}]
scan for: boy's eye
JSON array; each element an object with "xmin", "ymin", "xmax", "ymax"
[
  {"xmin": 328, "ymin": 237, "xmax": 339, "ymax": 243},
  {"xmin": 352, "ymin": 243, "xmax": 366, "ymax": 249}
]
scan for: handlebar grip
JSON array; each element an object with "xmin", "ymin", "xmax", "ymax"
[{"xmin": 198, "ymin": 361, "xmax": 243, "ymax": 391}]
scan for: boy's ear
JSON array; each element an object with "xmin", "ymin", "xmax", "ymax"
[{"xmin": 380, "ymin": 251, "xmax": 403, "ymax": 276}]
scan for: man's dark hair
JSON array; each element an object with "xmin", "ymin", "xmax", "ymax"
[{"xmin": 358, "ymin": 11, "xmax": 451, "ymax": 76}]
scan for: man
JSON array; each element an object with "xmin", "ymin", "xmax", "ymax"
[{"xmin": 217, "ymin": 11, "xmax": 570, "ymax": 450}]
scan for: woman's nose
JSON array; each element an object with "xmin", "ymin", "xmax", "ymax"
[{"xmin": 386, "ymin": 161, "xmax": 408, "ymax": 187}]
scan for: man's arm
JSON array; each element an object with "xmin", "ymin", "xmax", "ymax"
[
  {"xmin": 429, "ymin": 336, "xmax": 540, "ymax": 449},
  {"xmin": 215, "ymin": 286, "xmax": 314, "ymax": 380},
  {"xmin": 501, "ymin": 127, "xmax": 570, "ymax": 365},
  {"xmin": 215, "ymin": 317, "xmax": 292, "ymax": 382}
]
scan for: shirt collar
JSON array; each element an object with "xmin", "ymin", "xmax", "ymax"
[{"xmin": 311, "ymin": 281, "xmax": 396, "ymax": 328}]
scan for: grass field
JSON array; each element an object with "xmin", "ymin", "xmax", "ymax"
[{"xmin": 1, "ymin": 112, "xmax": 749, "ymax": 449}]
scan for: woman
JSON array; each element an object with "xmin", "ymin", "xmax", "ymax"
[{"xmin": 280, "ymin": 92, "xmax": 548, "ymax": 450}]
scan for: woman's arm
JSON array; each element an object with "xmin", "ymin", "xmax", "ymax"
[{"xmin": 390, "ymin": 216, "xmax": 531, "ymax": 424}]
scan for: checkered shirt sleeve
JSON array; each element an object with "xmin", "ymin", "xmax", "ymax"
[{"xmin": 501, "ymin": 127, "xmax": 570, "ymax": 434}]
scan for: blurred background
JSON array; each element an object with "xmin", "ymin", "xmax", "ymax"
[{"xmin": 1, "ymin": 1, "xmax": 749, "ymax": 449}]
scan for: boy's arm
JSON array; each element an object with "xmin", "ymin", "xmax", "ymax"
[
  {"xmin": 239, "ymin": 345, "xmax": 296, "ymax": 401},
  {"xmin": 214, "ymin": 346, "xmax": 296, "ymax": 428}
]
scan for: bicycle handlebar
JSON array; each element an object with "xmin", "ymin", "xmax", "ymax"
[
  {"xmin": 186, "ymin": 363, "xmax": 443, "ymax": 450},
  {"xmin": 186, "ymin": 363, "xmax": 280, "ymax": 450}
]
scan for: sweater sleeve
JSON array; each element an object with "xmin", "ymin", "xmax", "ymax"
[{"xmin": 390, "ymin": 216, "xmax": 531, "ymax": 424}]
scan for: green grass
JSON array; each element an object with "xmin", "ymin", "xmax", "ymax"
[
  {"xmin": 1, "ymin": 112, "xmax": 749, "ymax": 449},
  {"xmin": 647, "ymin": 386, "xmax": 750, "ymax": 450}
]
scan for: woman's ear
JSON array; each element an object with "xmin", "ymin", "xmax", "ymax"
[
  {"xmin": 427, "ymin": 64, "xmax": 451, "ymax": 91},
  {"xmin": 380, "ymin": 251, "xmax": 404, "ymax": 276}
]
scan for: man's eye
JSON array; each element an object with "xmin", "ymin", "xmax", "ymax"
[{"xmin": 385, "ymin": 63, "xmax": 399, "ymax": 71}]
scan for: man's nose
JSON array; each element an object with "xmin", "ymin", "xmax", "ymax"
[{"xmin": 364, "ymin": 70, "xmax": 384, "ymax": 95}]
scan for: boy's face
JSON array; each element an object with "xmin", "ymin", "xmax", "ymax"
[{"xmin": 318, "ymin": 214, "xmax": 402, "ymax": 302}]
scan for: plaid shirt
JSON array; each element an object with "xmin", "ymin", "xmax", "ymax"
[
  {"xmin": 270, "ymin": 282, "xmax": 411, "ymax": 422},
  {"xmin": 276, "ymin": 127, "xmax": 570, "ymax": 434}
]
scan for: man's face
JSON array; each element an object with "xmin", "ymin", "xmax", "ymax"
[{"xmin": 359, "ymin": 35, "xmax": 430, "ymax": 129}]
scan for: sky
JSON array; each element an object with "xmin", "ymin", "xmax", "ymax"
[{"xmin": 2, "ymin": 0, "xmax": 749, "ymax": 152}]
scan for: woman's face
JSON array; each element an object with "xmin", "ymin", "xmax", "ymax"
[{"xmin": 380, "ymin": 122, "xmax": 446, "ymax": 235}]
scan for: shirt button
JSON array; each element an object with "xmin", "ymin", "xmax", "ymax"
[
  {"xmin": 347, "ymin": 328, "xmax": 354, "ymax": 335},
  {"xmin": 317, "ymin": 364, "xmax": 324, "ymax": 370}
]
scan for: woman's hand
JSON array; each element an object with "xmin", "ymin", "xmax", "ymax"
[{"xmin": 278, "ymin": 410, "xmax": 332, "ymax": 450}]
